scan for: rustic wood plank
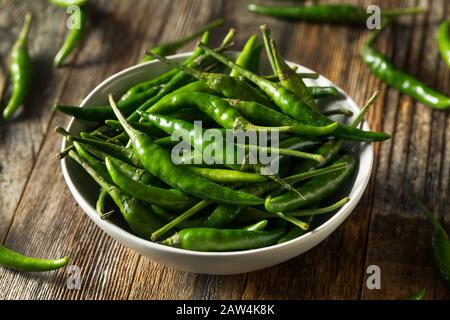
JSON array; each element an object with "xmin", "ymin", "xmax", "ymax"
[
  {"xmin": 0, "ymin": 0, "xmax": 77, "ymax": 241},
  {"xmin": 0, "ymin": 0, "xmax": 171, "ymax": 299},
  {"xmin": 361, "ymin": 0, "xmax": 450, "ymax": 300}
]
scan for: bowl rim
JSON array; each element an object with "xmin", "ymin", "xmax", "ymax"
[{"xmin": 61, "ymin": 51, "xmax": 373, "ymax": 257}]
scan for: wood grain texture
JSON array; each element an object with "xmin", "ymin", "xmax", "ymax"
[{"xmin": 0, "ymin": 0, "xmax": 449, "ymax": 300}]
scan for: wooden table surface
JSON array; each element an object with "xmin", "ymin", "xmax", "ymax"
[{"xmin": 0, "ymin": 0, "xmax": 449, "ymax": 300}]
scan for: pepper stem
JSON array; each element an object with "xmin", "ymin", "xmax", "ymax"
[
  {"xmin": 16, "ymin": 13, "xmax": 32, "ymax": 48},
  {"xmin": 287, "ymin": 197, "xmax": 350, "ymax": 217},
  {"xmin": 151, "ymin": 200, "xmax": 212, "ymax": 241}
]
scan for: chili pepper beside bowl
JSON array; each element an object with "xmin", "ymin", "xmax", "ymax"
[{"xmin": 60, "ymin": 52, "xmax": 374, "ymax": 274}]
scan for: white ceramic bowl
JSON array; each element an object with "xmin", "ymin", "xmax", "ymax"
[{"xmin": 61, "ymin": 52, "xmax": 373, "ymax": 275}]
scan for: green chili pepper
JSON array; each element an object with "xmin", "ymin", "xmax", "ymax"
[
  {"xmin": 126, "ymin": 29, "xmax": 235, "ymax": 123},
  {"xmin": 245, "ymin": 220, "xmax": 268, "ymax": 232},
  {"xmin": 105, "ymin": 156, "xmax": 196, "ymax": 211},
  {"xmin": 225, "ymin": 99, "xmax": 338, "ymax": 136},
  {"xmin": 96, "ymin": 188, "xmax": 113, "ymax": 219},
  {"xmin": 415, "ymin": 198, "xmax": 450, "ymax": 289},
  {"xmin": 291, "ymin": 91, "xmax": 379, "ymax": 174},
  {"xmin": 148, "ymin": 52, "xmax": 274, "ymax": 107},
  {"xmin": 309, "ymin": 86, "xmax": 340, "ymax": 99},
  {"xmin": 407, "ymin": 288, "xmax": 426, "ymax": 300},
  {"xmin": 437, "ymin": 20, "xmax": 450, "ymax": 68},
  {"xmin": 362, "ymin": 22, "xmax": 450, "ymax": 110},
  {"xmin": 265, "ymin": 72, "xmax": 319, "ymax": 81},
  {"xmin": 68, "ymin": 148, "xmax": 163, "ymax": 238},
  {"xmin": 265, "ymin": 155, "xmax": 356, "ymax": 213},
  {"xmin": 138, "ymin": 111, "xmax": 325, "ymax": 163},
  {"xmin": 140, "ymin": 19, "xmax": 224, "ymax": 63},
  {"xmin": 230, "ymin": 34, "xmax": 260, "ymax": 77},
  {"xmin": 199, "ymin": 43, "xmax": 390, "ymax": 142},
  {"xmin": 2, "ymin": 13, "xmax": 32, "ymax": 120},
  {"xmin": 161, "ymin": 227, "xmax": 285, "ymax": 252},
  {"xmin": 0, "ymin": 245, "xmax": 69, "ymax": 272},
  {"xmin": 55, "ymin": 85, "xmax": 160, "ymax": 122},
  {"xmin": 53, "ymin": 7, "xmax": 86, "ymax": 68},
  {"xmin": 147, "ymin": 91, "xmax": 331, "ymax": 135},
  {"xmin": 187, "ymin": 167, "xmax": 267, "ymax": 184},
  {"xmin": 277, "ymin": 215, "xmax": 314, "ymax": 244},
  {"xmin": 200, "ymin": 163, "xmax": 348, "ymax": 229},
  {"xmin": 109, "ymin": 95, "xmax": 265, "ymax": 206},
  {"xmin": 247, "ymin": 3, "xmax": 423, "ymax": 24},
  {"xmin": 48, "ymin": 0, "xmax": 87, "ymax": 8},
  {"xmin": 261, "ymin": 25, "xmax": 316, "ymax": 108},
  {"xmin": 56, "ymin": 129, "xmax": 141, "ymax": 166}
]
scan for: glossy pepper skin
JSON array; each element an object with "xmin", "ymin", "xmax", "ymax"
[
  {"xmin": 199, "ymin": 44, "xmax": 391, "ymax": 142},
  {"xmin": 148, "ymin": 51, "xmax": 274, "ymax": 107},
  {"xmin": 48, "ymin": 0, "xmax": 87, "ymax": 8},
  {"xmin": 140, "ymin": 19, "xmax": 224, "ymax": 63},
  {"xmin": 437, "ymin": 20, "xmax": 450, "ymax": 68},
  {"xmin": 161, "ymin": 227, "xmax": 285, "ymax": 252},
  {"xmin": 55, "ymin": 85, "xmax": 160, "ymax": 122},
  {"xmin": 362, "ymin": 25, "xmax": 450, "ymax": 110},
  {"xmin": 265, "ymin": 155, "xmax": 356, "ymax": 213},
  {"xmin": 0, "ymin": 245, "xmax": 68, "ymax": 272},
  {"xmin": 230, "ymin": 34, "xmax": 261, "ymax": 77},
  {"xmin": 416, "ymin": 199, "xmax": 450, "ymax": 289},
  {"xmin": 105, "ymin": 156, "xmax": 196, "ymax": 211},
  {"xmin": 226, "ymin": 99, "xmax": 338, "ymax": 136},
  {"xmin": 69, "ymin": 148, "xmax": 164, "ymax": 238},
  {"xmin": 260, "ymin": 25, "xmax": 316, "ymax": 109},
  {"xmin": 53, "ymin": 6, "xmax": 86, "ymax": 68},
  {"xmin": 109, "ymin": 95, "xmax": 265, "ymax": 206},
  {"xmin": 247, "ymin": 3, "xmax": 423, "ymax": 24},
  {"xmin": 3, "ymin": 13, "xmax": 32, "ymax": 120}
]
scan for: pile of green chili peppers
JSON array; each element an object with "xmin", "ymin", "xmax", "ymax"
[{"xmin": 54, "ymin": 26, "xmax": 390, "ymax": 253}]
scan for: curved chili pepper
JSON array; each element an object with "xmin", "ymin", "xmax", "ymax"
[
  {"xmin": 0, "ymin": 245, "xmax": 68, "ymax": 272},
  {"xmin": 309, "ymin": 86, "xmax": 340, "ymax": 99},
  {"xmin": 105, "ymin": 156, "xmax": 196, "ymax": 211},
  {"xmin": 265, "ymin": 155, "xmax": 356, "ymax": 213},
  {"xmin": 2, "ymin": 13, "xmax": 32, "ymax": 120},
  {"xmin": 291, "ymin": 91, "xmax": 379, "ymax": 174},
  {"xmin": 55, "ymin": 85, "xmax": 160, "ymax": 122},
  {"xmin": 407, "ymin": 288, "xmax": 426, "ymax": 300},
  {"xmin": 416, "ymin": 198, "xmax": 450, "ymax": 289},
  {"xmin": 230, "ymin": 34, "xmax": 260, "ymax": 77},
  {"xmin": 261, "ymin": 25, "xmax": 316, "ymax": 108},
  {"xmin": 137, "ymin": 111, "xmax": 325, "ymax": 163},
  {"xmin": 140, "ymin": 19, "xmax": 224, "ymax": 63},
  {"xmin": 109, "ymin": 95, "xmax": 265, "ymax": 206},
  {"xmin": 147, "ymin": 91, "xmax": 330, "ymax": 135},
  {"xmin": 362, "ymin": 23, "xmax": 450, "ymax": 110},
  {"xmin": 199, "ymin": 43, "xmax": 391, "ymax": 142},
  {"xmin": 277, "ymin": 215, "xmax": 314, "ymax": 244},
  {"xmin": 53, "ymin": 6, "xmax": 86, "ymax": 68},
  {"xmin": 437, "ymin": 20, "xmax": 450, "ymax": 68},
  {"xmin": 48, "ymin": 0, "xmax": 87, "ymax": 8},
  {"xmin": 126, "ymin": 29, "xmax": 235, "ymax": 123},
  {"xmin": 247, "ymin": 3, "xmax": 423, "ymax": 24},
  {"xmin": 200, "ymin": 163, "xmax": 347, "ymax": 229},
  {"xmin": 148, "ymin": 51, "xmax": 274, "ymax": 107},
  {"xmin": 225, "ymin": 99, "xmax": 338, "ymax": 136},
  {"xmin": 96, "ymin": 188, "xmax": 112, "ymax": 219},
  {"xmin": 161, "ymin": 227, "xmax": 285, "ymax": 252},
  {"xmin": 187, "ymin": 167, "xmax": 267, "ymax": 184},
  {"xmin": 69, "ymin": 148, "xmax": 164, "ymax": 238}
]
